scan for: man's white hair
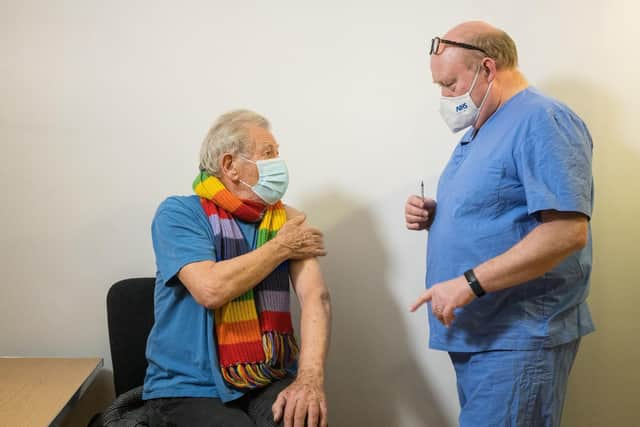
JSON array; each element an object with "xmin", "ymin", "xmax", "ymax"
[{"xmin": 199, "ymin": 109, "xmax": 270, "ymax": 177}]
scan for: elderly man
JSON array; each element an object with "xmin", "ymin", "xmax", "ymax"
[
  {"xmin": 405, "ymin": 22, "xmax": 594, "ymax": 426},
  {"xmin": 143, "ymin": 110, "xmax": 331, "ymax": 427}
]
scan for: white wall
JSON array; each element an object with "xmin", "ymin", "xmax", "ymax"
[{"xmin": 2, "ymin": 1, "xmax": 638, "ymax": 426}]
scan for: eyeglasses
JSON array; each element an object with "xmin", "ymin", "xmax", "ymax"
[{"xmin": 429, "ymin": 37, "xmax": 488, "ymax": 56}]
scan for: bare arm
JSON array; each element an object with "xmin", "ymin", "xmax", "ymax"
[
  {"xmin": 292, "ymin": 258, "xmax": 331, "ymax": 380},
  {"xmin": 178, "ymin": 240, "xmax": 288, "ymax": 309},
  {"xmin": 411, "ymin": 211, "xmax": 589, "ymax": 326},
  {"xmin": 272, "ymin": 257, "xmax": 331, "ymax": 427},
  {"xmin": 474, "ymin": 210, "xmax": 588, "ymax": 292},
  {"xmin": 178, "ymin": 214, "xmax": 326, "ymax": 310},
  {"xmin": 273, "ymin": 207, "xmax": 331, "ymax": 427}
]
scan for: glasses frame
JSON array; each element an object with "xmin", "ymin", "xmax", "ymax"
[{"xmin": 429, "ymin": 37, "xmax": 489, "ymax": 56}]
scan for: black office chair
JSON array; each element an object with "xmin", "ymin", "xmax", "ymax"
[
  {"xmin": 107, "ymin": 277, "xmax": 156, "ymax": 396},
  {"xmin": 89, "ymin": 277, "xmax": 155, "ymax": 426}
]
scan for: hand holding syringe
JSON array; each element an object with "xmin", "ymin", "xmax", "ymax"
[{"xmin": 404, "ymin": 180, "xmax": 436, "ymax": 231}]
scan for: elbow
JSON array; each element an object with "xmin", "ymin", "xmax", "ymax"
[
  {"xmin": 179, "ymin": 261, "xmax": 233, "ymax": 310},
  {"xmin": 573, "ymin": 234, "xmax": 588, "ymax": 252},
  {"xmin": 571, "ymin": 223, "xmax": 589, "ymax": 252},
  {"xmin": 196, "ymin": 278, "xmax": 229, "ymax": 310},
  {"xmin": 204, "ymin": 285, "xmax": 230, "ymax": 310},
  {"xmin": 203, "ymin": 295, "xmax": 224, "ymax": 310},
  {"xmin": 193, "ymin": 290, "xmax": 219, "ymax": 310}
]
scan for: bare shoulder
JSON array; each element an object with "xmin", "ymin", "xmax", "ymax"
[
  {"xmin": 283, "ymin": 204, "xmax": 320, "ymax": 230},
  {"xmin": 283, "ymin": 204, "xmax": 305, "ymax": 220}
]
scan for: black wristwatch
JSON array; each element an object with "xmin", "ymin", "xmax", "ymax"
[{"xmin": 464, "ymin": 269, "xmax": 486, "ymax": 298}]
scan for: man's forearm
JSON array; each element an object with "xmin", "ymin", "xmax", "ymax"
[
  {"xmin": 474, "ymin": 213, "xmax": 588, "ymax": 294},
  {"xmin": 179, "ymin": 239, "xmax": 290, "ymax": 309},
  {"xmin": 297, "ymin": 291, "xmax": 331, "ymax": 382},
  {"xmin": 290, "ymin": 259, "xmax": 331, "ymax": 382},
  {"xmin": 212, "ymin": 240, "xmax": 291, "ymax": 302}
]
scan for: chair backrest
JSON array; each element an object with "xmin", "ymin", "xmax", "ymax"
[{"xmin": 106, "ymin": 277, "xmax": 155, "ymax": 396}]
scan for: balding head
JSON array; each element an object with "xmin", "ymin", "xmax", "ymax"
[
  {"xmin": 441, "ymin": 21, "xmax": 518, "ymax": 70},
  {"xmin": 430, "ymin": 21, "xmax": 528, "ymax": 132}
]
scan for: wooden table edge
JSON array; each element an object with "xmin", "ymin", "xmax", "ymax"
[{"xmin": 48, "ymin": 357, "xmax": 105, "ymax": 427}]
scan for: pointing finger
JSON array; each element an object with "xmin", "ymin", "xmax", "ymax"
[{"xmin": 410, "ymin": 289, "xmax": 432, "ymax": 312}]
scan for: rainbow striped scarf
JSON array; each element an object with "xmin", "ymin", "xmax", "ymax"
[{"xmin": 193, "ymin": 172, "xmax": 299, "ymax": 389}]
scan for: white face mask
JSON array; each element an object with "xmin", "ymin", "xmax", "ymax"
[
  {"xmin": 439, "ymin": 66, "xmax": 493, "ymax": 133},
  {"xmin": 239, "ymin": 157, "xmax": 289, "ymax": 205}
]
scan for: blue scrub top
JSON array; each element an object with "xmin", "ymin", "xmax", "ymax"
[
  {"xmin": 142, "ymin": 195, "xmax": 257, "ymax": 402},
  {"xmin": 426, "ymin": 87, "xmax": 595, "ymax": 352}
]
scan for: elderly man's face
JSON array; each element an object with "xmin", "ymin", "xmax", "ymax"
[{"xmin": 236, "ymin": 125, "xmax": 280, "ymax": 187}]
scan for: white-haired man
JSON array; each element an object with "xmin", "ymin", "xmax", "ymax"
[
  {"xmin": 143, "ymin": 110, "xmax": 331, "ymax": 427},
  {"xmin": 405, "ymin": 22, "xmax": 594, "ymax": 426}
]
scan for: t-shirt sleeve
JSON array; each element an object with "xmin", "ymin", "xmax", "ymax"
[
  {"xmin": 152, "ymin": 197, "xmax": 216, "ymax": 286},
  {"xmin": 516, "ymin": 108, "xmax": 593, "ymax": 219}
]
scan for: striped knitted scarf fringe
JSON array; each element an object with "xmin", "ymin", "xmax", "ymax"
[{"xmin": 193, "ymin": 172, "xmax": 299, "ymax": 389}]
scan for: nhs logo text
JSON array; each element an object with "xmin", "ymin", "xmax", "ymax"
[{"xmin": 456, "ymin": 103, "xmax": 468, "ymax": 113}]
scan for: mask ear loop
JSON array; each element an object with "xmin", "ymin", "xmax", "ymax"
[
  {"xmin": 237, "ymin": 155, "xmax": 259, "ymax": 190},
  {"xmin": 477, "ymin": 80, "xmax": 493, "ymax": 111},
  {"xmin": 475, "ymin": 58, "xmax": 494, "ymax": 109},
  {"xmin": 466, "ymin": 65, "xmax": 482, "ymax": 95},
  {"xmin": 239, "ymin": 179, "xmax": 253, "ymax": 190},
  {"xmin": 239, "ymin": 155, "xmax": 257, "ymax": 165},
  {"xmin": 471, "ymin": 71, "xmax": 494, "ymax": 133}
]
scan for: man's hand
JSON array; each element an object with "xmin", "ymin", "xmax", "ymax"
[
  {"xmin": 272, "ymin": 373, "xmax": 328, "ymax": 427},
  {"xmin": 275, "ymin": 215, "xmax": 327, "ymax": 260},
  {"xmin": 409, "ymin": 276, "xmax": 475, "ymax": 327},
  {"xmin": 405, "ymin": 195, "xmax": 436, "ymax": 230}
]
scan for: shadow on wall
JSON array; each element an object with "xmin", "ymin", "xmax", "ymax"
[
  {"xmin": 539, "ymin": 80, "xmax": 640, "ymax": 427},
  {"xmin": 298, "ymin": 190, "xmax": 452, "ymax": 427}
]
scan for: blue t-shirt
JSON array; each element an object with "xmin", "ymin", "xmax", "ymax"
[
  {"xmin": 142, "ymin": 195, "xmax": 257, "ymax": 402},
  {"xmin": 426, "ymin": 87, "xmax": 595, "ymax": 352}
]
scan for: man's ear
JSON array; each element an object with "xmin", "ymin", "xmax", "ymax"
[
  {"xmin": 221, "ymin": 153, "xmax": 239, "ymax": 181},
  {"xmin": 483, "ymin": 57, "xmax": 497, "ymax": 83}
]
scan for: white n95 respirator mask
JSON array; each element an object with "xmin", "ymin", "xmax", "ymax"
[{"xmin": 439, "ymin": 66, "xmax": 493, "ymax": 133}]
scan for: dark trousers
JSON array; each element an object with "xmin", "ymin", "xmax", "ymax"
[{"xmin": 144, "ymin": 377, "xmax": 293, "ymax": 427}]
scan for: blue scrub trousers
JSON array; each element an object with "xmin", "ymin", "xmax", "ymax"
[{"xmin": 449, "ymin": 340, "xmax": 580, "ymax": 427}]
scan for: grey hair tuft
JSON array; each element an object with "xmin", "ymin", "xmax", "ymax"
[{"xmin": 198, "ymin": 110, "xmax": 270, "ymax": 177}]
